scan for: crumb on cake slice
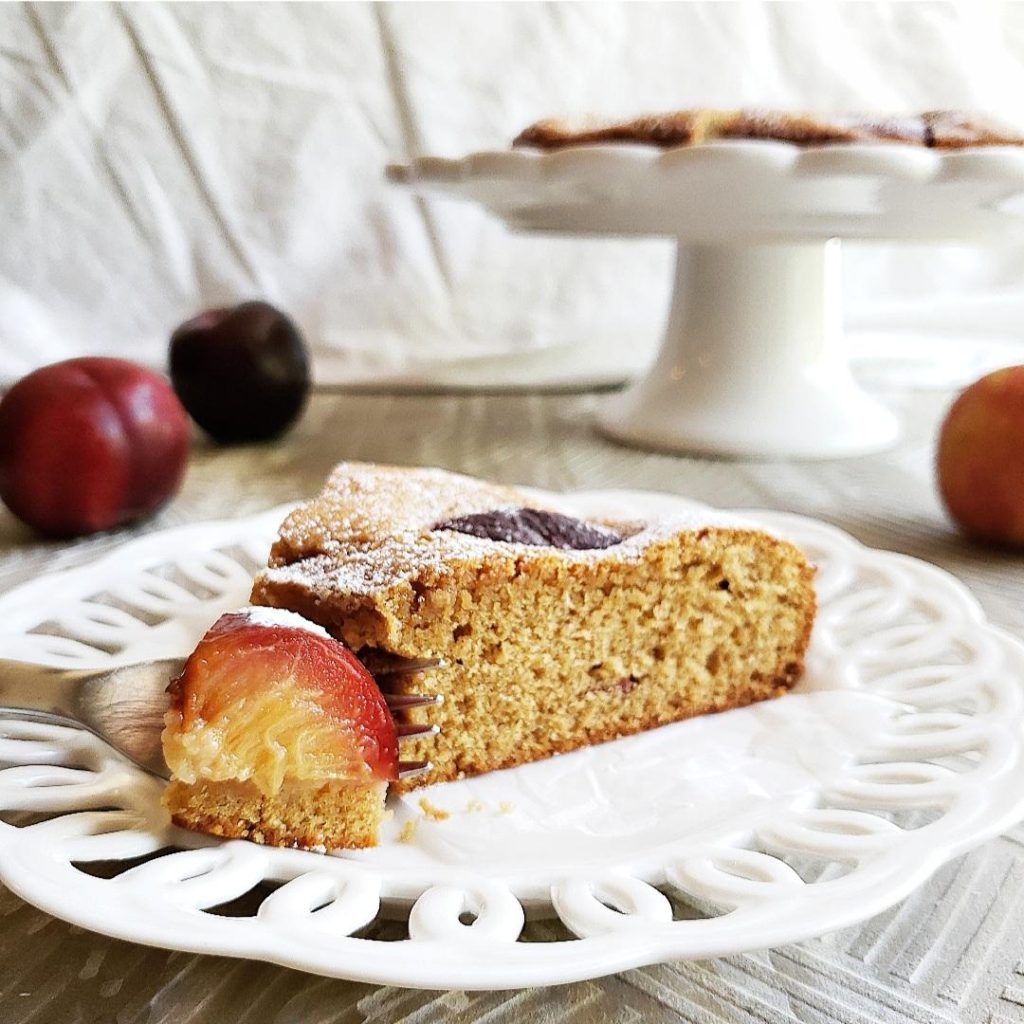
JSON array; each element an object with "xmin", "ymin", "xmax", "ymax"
[
  {"xmin": 162, "ymin": 609, "xmax": 398, "ymax": 850},
  {"xmin": 250, "ymin": 463, "xmax": 817, "ymax": 793}
]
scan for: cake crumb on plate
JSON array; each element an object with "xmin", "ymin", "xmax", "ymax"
[{"xmin": 419, "ymin": 798, "xmax": 450, "ymax": 821}]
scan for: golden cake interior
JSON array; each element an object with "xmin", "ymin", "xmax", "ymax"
[{"xmin": 163, "ymin": 777, "xmax": 386, "ymax": 850}]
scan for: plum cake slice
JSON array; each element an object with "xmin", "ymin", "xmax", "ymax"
[
  {"xmin": 249, "ymin": 463, "xmax": 817, "ymax": 794},
  {"xmin": 162, "ymin": 608, "xmax": 398, "ymax": 850}
]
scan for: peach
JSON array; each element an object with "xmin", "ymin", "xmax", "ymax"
[
  {"xmin": 937, "ymin": 365, "xmax": 1024, "ymax": 545},
  {"xmin": 0, "ymin": 357, "xmax": 190, "ymax": 537}
]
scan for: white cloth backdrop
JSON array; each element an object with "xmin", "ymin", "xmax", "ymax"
[{"xmin": 3, "ymin": 0, "xmax": 1024, "ymax": 386}]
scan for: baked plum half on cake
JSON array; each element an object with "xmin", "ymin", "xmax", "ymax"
[{"xmin": 162, "ymin": 608, "xmax": 397, "ymax": 850}]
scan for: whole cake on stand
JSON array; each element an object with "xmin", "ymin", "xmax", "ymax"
[{"xmin": 389, "ymin": 112, "xmax": 1024, "ymax": 458}]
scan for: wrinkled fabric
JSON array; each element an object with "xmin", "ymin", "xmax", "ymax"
[{"xmin": 2, "ymin": 0, "xmax": 1024, "ymax": 385}]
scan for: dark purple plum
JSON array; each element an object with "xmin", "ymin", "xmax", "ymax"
[
  {"xmin": 434, "ymin": 507, "xmax": 623, "ymax": 549},
  {"xmin": 169, "ymin": 301, "xmax": 310, "ymax": 443}
]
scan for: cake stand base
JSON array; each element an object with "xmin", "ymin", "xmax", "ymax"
[{"xmin": 597, "ymin": 240, "xmax": 900, "ymax": 459}]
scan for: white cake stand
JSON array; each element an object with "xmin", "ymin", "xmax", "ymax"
[{"xmin": 389, "ymin": 142, "xmax": 1024, "ymax": 459}]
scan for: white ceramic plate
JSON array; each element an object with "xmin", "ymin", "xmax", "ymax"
[{"xmin": 1, "ymin": 491, "xmax": 1023, "ymax": 990}]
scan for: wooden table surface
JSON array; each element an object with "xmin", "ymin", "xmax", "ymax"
[{"xmin": 2, "ymin": 388, "xmax": 1023, "ymax": 1023}]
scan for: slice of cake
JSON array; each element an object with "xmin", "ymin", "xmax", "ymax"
[
  {"xmin": 162, "ymin": 608, "xmax": 398, "ymax": 849},
  {"xmin": 513, "ymin": 108, "xmax": 1024, "ymax": 150},
  {"xmin": 249, "ymin": 463, "xmax": 816, "ymax": 797}
]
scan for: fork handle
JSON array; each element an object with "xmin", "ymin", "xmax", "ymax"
[{"xmin": 0, "ymin": 659, "xmax": 93, "ymax": 719}]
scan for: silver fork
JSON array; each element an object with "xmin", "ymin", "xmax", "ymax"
[{"xmin": 0, "ymin": 657, "xmax": 441, "ymax": 781}]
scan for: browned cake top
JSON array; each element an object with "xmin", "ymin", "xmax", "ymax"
[
  {"xmin": 513, "ymin": 109, "xmax": 1024, "ymax": 150},
  {"xmin": 254, "ymin": 463, "xmax": 751, "ymax": 602}
]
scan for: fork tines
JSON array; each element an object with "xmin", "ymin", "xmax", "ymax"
[
  {"xmin": 375, "ymin": 656, "xmax": 442, "ymax": 782},
  {"xmin": 398, "ymin": 759, "xmax": 432, "ymax": 780},
  {"xmin": 385, "ymin": 692, "xmax": 443, "ymax": 711},
  {"xmin": 397, "ymin": 722, "xmax": 440, "ymax": 741},
  {"xmin": 375, "ymin": 656, "xmax": 444, "ymax": 678},
  {"xmin": 394, "ymin": 710, "xmax": 439, "ymax": 780}
]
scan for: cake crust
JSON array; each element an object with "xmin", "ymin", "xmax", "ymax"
[{"xmin": 513, "ymin": 108, "xmax": 1024, "ymax": 150}]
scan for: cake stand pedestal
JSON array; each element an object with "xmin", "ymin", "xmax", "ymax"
[
  {"xmin": 390, "ymin": 143, "xmax": 1024, "ymax": 458},
  {"xmin": 601, "ymin": 239, "xmax": 896, "ymax": 457}
]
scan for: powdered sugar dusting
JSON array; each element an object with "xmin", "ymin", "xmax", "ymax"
[
  {"xmin": 239, "ymin": 605, "xmax": 333, "ymax": 639},
  {"xmin": 252, "ymin": 464, "xmax": 788, "ymax": 605}
]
